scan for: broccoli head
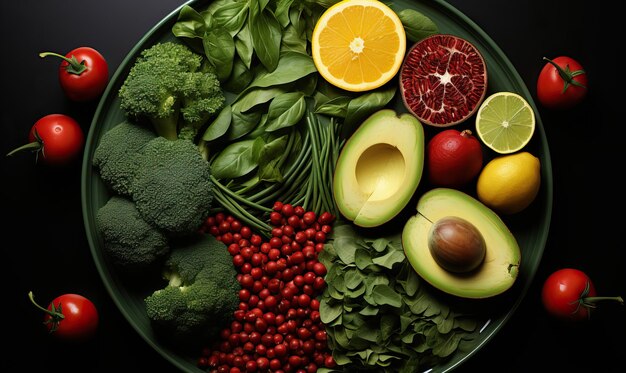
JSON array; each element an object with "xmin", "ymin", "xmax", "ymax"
[
  {"xmin": 96, "ymin": 196, "xmax": 169, "ymax": 271},
  {"xmin": 92, "ymin": 120, "xmax": 155, "ymax": 196},
  {"xmin": 144, "ymin": 233, "xmax": 240, "ymax": 344},
  {"xmin": 131, "ymin": 137, "xmax": 213, "ymax": 236},
  {"xmin": 118, "ymin": 41, "xmax": 225, "ymax": 141}
]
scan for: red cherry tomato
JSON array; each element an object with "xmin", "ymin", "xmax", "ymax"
[
  {"xmin": 541, "ymin": 268, "xmax": 623, "ymax": 322},
  {"xmin": 29, "ymin": 291, "xmax": 99, "ymax": 341},
  {"xmin": 536, "ymin": 56, "xmax": 588, "ymax": 109},
  {"xmin": 40, "ymin": 47, "xmax": 109, "ymax": 102},
  {"xmin": 7, "ymin": 114, "xmax": 85, "ymax": 165}
]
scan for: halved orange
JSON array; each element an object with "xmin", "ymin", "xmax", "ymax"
[{"xmin": 311, "ymin": 0, "xmax": 406, "ymax": 92}]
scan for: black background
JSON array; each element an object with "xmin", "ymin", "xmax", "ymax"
[{"xmin": 2, "ymin": 0, "xmax": 624, "ymax": 372}]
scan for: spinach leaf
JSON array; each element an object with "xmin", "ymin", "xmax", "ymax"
[{"xmin": 320, "ymin": 224, "xmax": 481, "ymax": 372}]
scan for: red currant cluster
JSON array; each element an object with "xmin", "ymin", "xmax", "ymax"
[{"xmin": 198, "ymin": 202, "xmax": 337, "ymax": 373}]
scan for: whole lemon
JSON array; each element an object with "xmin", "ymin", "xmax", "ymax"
[{"xmin": 476, "ymin": 152, "xmax": 541, "ymax": 214}]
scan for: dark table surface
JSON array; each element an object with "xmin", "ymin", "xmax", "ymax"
[{"xmin": 2, "ymin": 0, "xmax": 624, "ymax": 372}]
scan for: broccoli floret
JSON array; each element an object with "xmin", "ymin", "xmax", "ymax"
[
  {"xmin": 96, "ymin": 196, "xmax": 169, "ymax": 271},
  {"xmin": 118, "ymin": 42, "xmax": 225, "ymax": 141},
  {"xmin": 144, "ymin": 233, "xmax": 239, "ymax": 344},
  {"xmin": 92, "ymin": 120, "xmax": 155, "ymax": 196},
  {"xmin": 131, "ymin": 137, "xmax": 213, "ymax": 236}
]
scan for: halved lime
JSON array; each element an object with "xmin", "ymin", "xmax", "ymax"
[{"xmin": 475, "ymin": 92, "xmax": 535, "ymax": 154}]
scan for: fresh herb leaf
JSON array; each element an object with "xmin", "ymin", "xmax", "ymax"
[{"xmin": 397, "ymin": 8, "xmax": 439, "ymax": 42}]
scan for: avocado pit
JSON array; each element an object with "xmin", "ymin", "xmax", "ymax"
[{"xmin": 428, "ymin": 216, "xmax": 486, "ymax": 273}]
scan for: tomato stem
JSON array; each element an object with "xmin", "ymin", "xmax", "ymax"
[
  {"xmin": 542, "ymin": 57, "xmax": 587, "ymax": 94},
  {"xmin": 582, "ymin": 296, "xmax": 624, "ymax": 308},
  {"xmin": 6, "ymin": 141, "xmax": 41, "ymax": 157},
  {"xmin": 28, "ymin": 291, "xmax": 65, "ymax": 333},
  {"xmin": 6, "ymin": 128, "xmax": 44, "ymax": 162},
  {"xmin": 39, "ymin": 51, "xmax": 87, "ymax": 75}
]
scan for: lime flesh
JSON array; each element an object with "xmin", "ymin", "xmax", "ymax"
[{"xmin": 475, "ymin": 92, "xmax": 535, "ymax": 154}]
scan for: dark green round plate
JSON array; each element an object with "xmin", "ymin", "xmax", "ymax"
[{"xmin": 81, "ymin": 0, "xmax": 553, "ymax": 371}]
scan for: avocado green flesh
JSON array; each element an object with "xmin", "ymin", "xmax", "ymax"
[
  {"xmin": 333, "ymin": 109, "xmax": 424, "ymax": 228},
  {"xmin": 402, "ymin": 188, "xmax": 521, "ymax": 299}
]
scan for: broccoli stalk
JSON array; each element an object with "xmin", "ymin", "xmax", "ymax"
[
  {"xmin": 118, "ymin": 42, "xmax": 224, "ymax": 142},
  {"xmin": 144, "ymin": 233, "xmax": 240, "ymax": 345}
]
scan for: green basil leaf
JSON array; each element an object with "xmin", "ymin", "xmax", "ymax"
[
  {"xmin": 235, "ymin": 23, "xmax": 254, "ymax": 69},
  {"xmin": 275, "ymin": 0, "xmax": 295, "ymax": 26},
  {"xmin": 265, "ymin": 92, "xmax": 306, "ymax": 131},
  {"xmin": 246, "ymin": 51, "xmax": 317, "ymax": 91},
  {"xmin": 211, "ymin": 137, "xmax": 264, "ymax": 179},
  {"xmin": 236, "ymin": 86, "xmax": 286, "ymax": 113},
  {"xmin": 250, "ymin": 0, "xmax": 282, "ymax": 72},
  {"xmin": 344, "ymin": 86, "xmax": 396, "ymax": 135},
  {"xmin": 209, "ymin": 0, "xmax": 249, "ymax": 36},
  {"xmin": 315, "ymin": 96, "xmax": 350, "ymax": 117},
  {"xmin": 223, "ymin": 57, "xmax": 253, "ymax": 93},
  {"xmin": 202, "ymin": 105, "xmax": 232, "ymax": 142},
  {"xmin": 172, "ymin": 5, "xmax": 207, "ymax": 39},
  {"xmin": 397, "ymin": 9, "xmax": 439, "ymax": 43},
  {"xmin": 257, "ymin": 134, "xmax": 288, "ymax": 182},
  {"xmin": 227, "ymin": 104, "xmax": 263, "ymax": 140},
  {"xmin": 203, "ymin": 28, "xmax": 235, "ymax": 81}
]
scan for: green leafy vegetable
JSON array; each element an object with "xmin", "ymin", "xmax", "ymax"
[
  {"xmin": 397, "ymin": 8, "xmax": 440, "ymax": 42},
  {"xmin": 319, "ymin": 223, "xmax": 481, "ymax": 371}
]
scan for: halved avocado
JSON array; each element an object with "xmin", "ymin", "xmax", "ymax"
[
  {"xmin": 402, "ymin": 188, "xmax": 521, "ymax": 299},
  {"xmin": 333, "ymin": 109, "xmax": 424, "ymax": 228}
]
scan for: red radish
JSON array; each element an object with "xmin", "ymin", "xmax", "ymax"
[{"xmin": 427, "ymin": 129, "xmax": 483, "ymax": 188}]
